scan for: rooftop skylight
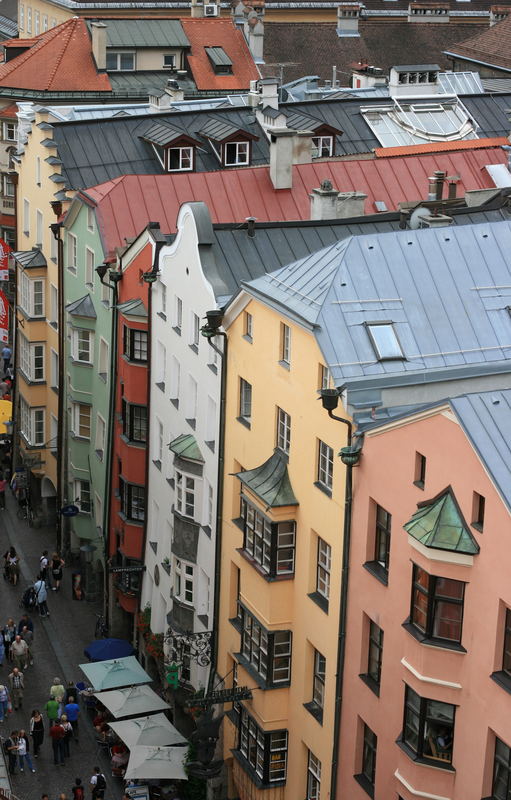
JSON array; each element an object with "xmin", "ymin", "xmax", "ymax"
[{"xmin": 366, "ymin": 322, "xmax": 404, "ymax": 360}]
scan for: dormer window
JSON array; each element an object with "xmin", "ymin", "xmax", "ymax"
[
  {"xmin": 168, "ymin": 146, "xmax": 193, "ymax": 172},
  {"xmin": 224, "ymin": 141, "xmax": 249, "ymax": 166},
  {"xmin": 198, "ymin": 117, "xmax": 259, "ymax": 168},
  {"xmin": 205, "ymin": 46, "xmax": 233, "ymax": 75},
  {"xmin": 163, "ymin": 53, "xmax": 176, "ymax": 69},
  {"xmin": 366, "ymin": 322, "xmax": 404, "ymax": 360},
  {"xmin": 141, "ymin": 123, "xmax": 201, "ymax": 174},
  {"xmin": 312, "ymin": 136, "xmax": 333, "ymax": 158},
  {"xmin": 106, "ymin": 51, "xmax": 135, "ymax": 71}
]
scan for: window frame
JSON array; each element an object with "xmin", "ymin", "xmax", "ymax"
[
  {"xmin": 19, "ymin": 398, "xmax": 45, "ymax": 447},
  {"xmin": 316, "ymin": 537, "xmax": 331, "ymax": 600},
  {"xmin": 276, "ymin": 407, "xmax": 291, "ymax": 454},
  {"xmin": 409, "ymin": 563, "xmax": 465, "ymax": 646},
  {"xmin": 75, "ymin": 479, "xmax": 91, "ymax": 513},
  {"xmin": 239, "ymin": 377, "xmax": 252, "ymax": 426},
  {"xmin": 374, "ymin": 504, "xmax": 391, "ymax": 572},
  {"xmin": 167, "ymin": 145, "xmax": 194, "ymax": 172},
  {"xmin": 306, "ymin": 750, "xmax": 321, "ymax": 800},
  {"xmin": 173, "ymin": 558, "xmax": 195, "ymax": 605},
  {"xmin": 72, "ymin": 402, "xmax": 92, "ymax": 440},
  {"xmin": 175, "ymin": 469, "xmax": 197, "ymax": 519},
  {"xmin": 503, "ymin": 608, "xmax": 511, "ymax": 677},
  {"xmin": 119, "ymin": 478, "xmax": 145, "ymax": 522},
  {"xmin": 106, "ymin": 51, "xmax": 136, "ymax": 71},
  {"xmin": 121, "ymin": 400, "xmax": 148, "ymax": 444},
  {"xmin": 19, "ymin": 335, "xmax": 44, "ymax": 383},
  {"xmin": 2, "ymin": 121, "xmax": 17, "ymax": 142},
  {"xmin": 240, "ymin": 606, "xmax": 292, "ymax": 687},
  {"xmin": 366, "ymin": 321, "xmax": 404, "ymax": 361},
  {"xmin": 240, "ymin": 495, "xmax": 296, "ymax": 578},
  {"xmin": 223, "ymin": 140, "xmax": 250, "ymax": 166},
  {"xmin": 123, "ymin": 326, "xmax": 148, "ymax": 363},
  {"xmin": 18, "ymin": 273, "xmax": 44, "ymax": 318},
  {"xmin": 236, "ymin": 707, "xmax": 288, "ymax": 785},
  {"xmin": 67, "ymin": 232, "xmax": 77, "ymax": 271},
  {"xmin": 72, "ymin": 328, "xmax": 93, "ymax": 364},
  {"xmin": 316, "ymin": 439, "xmax": 333, "ymax": 492},
  {"xmin": 312, "ymin": 648, "xmax": 326, "ymax": 713},
  {"xmin": 279, "ymin": 322, "xmax": 291, "ymax": 366},
  {"xmin": 493, "ymin": 736, "xmax": 511, "ymax": 800},
  {"xmin": 402, "ymin": 684, "xmax": 456, "ymax": 767},
  {"xmin": 361, "ymin": 723, "xmax": 377, "ymax": 787},
  {"xmin": 312, "ymin": 135, "xmax": 333, "ymax": 158}
]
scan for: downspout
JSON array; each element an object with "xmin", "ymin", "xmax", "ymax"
[
  {"xmin": 200, "ymin": 309, "xmax": 227, "ymax": 694},
  {"xmin": 96, "ymin": 260, "xmax": 122, "ymax": 629},
  {"xmin": 50, "ymin": 211, "xmax": 65, "ymax": 555},
  {"xmin": 9, "ymin": 171, "xmax": 18, "ymax": 473}
]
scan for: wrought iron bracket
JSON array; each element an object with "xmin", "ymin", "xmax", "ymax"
[{"xmin": 164, "ymin": 628, "xmax": 213, "ymax": 667}]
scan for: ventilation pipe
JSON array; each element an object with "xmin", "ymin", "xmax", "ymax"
[{"xmin": 310, "ymin": 180, "xmax": 340, "ymax": 220}]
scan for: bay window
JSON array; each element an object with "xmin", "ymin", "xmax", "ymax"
[
  {"xmin": 236, "ymin": 708, "xmax": 287, "ymax": 784},
  {"xmin": 240, "ymin": 495, "xmax": 295, "ymax": 577}
]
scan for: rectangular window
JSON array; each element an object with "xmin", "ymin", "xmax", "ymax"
[
  {"xmin": 19, "ymin": 4, "xmax": 24, "ymax": 29},
  {"xmin": 85, "ymin": 247, "xmax": 95, "ymax": 286},
  {"xmin": 67, "ymin": 232, "xmax": 77, "ymax": 270},
  {"xmin": 317, "ymin": 537, "xmax": 331, "ymax": 600},
  {"xmin": 503, "ymin": 609, "xmax": 511, "ymax": 677},
  {"xmin": 123, "ymin": 327, "xmax": 147, "ymax": 362},
  {"xmin": 72, "ymin": 403, "xmax": 91, "ymax": 439},
  {"xmin": 122, "ymin": 401, "xmax": 148, "ymax": 444},
  {"xmin": 3, "ymin": 175, "xmax": 15, "ymax": 197},
  {"xmin": 224, "ymin": 141, "xmax": 249, "ymax": 166},
  {"xmin": 319, "ymin": 364, "xmax": 330, "ymax": 391},
  {"xmin": 23, "ymin": 198, "xmax": 30, "ymax": 235},
  {"xmin": 191, "ymin": 312, "xmax": 200, "ymax": 351},
  {"xmin": 410, "ymin": 564, "xmax": 465, "ymax": 645},
  {"xmin": 174, "ymin": 296, "xmax": 182, "ymax": 333},
  {"xmin": 170, "ymin": 356, "xmax": 180, "ymax": 404},
  {"xmin": 472, "ymin": 491, "xmax": 485, "ymax": 531},
  {"xmin": 280, "ymin": 322, "xmax": 291, "ymax": 366},
  {"xmin": 50, "ymin": 349, "xmax": 58, "ymax": 389},
  {"xmin": 160, "ymin": 284, "xmax": 166, "ymax": 316},
  {"xmin": 240, "ymin": 495, "xmax": 295, "ymax": 577},
  {"xmin": 361, "ymin": 724, "xmax": 377, "ymax": 787},
  {"xmin": 2, "ymin": 122, "xmax": 17, "ymax": 143},
  {"xmin": 19, "ymin": 398, "xmax": 45, "ymax": 447},
  {"xmin": 95, "ymin": 415, "xmax": 106, "ymax": 457},
  {"xmin": 312, "ymin": 135, "xmax": 333, "ymax": 158},
  {"xmin": 174, "ymin": 558, "xmax": 195, "ymax": 605},
  {"xmin": 414, "ymin": 451, "xmax": 426, "ymax": 488},
  {"xmin": 19, "ymin": 273, "xmax": 44, "ymax": 317},
  {"xmin": 75, "ymin": 479, "xmax": 91, "ymax": 513},
  {"xmin": 35, "ymin": 209, "xmax": 43, "ymax": 245},
  {"xmin": 493, "ymin": 737, "xmax": 511, "ymax": 800},
  {"xmin": 99, "ymin": 338, "xmax": 108, "ymax": 379},
  {"xmin": 366, "ymin": 620, "xmax": 384, "ymax": 690},
  {"xmin": 317, "ymin": 440, "xmax": 333, "ymax": 491},
  {"xmin": 106, "ymin": 51, "xmax": 135, "ymax": 71},
  {"xmin": 175, "ymin": 470, "xmax": 196, "ymax": 519},
  {"xmin": 155, "ymin": 418, "xmax": 163, "ymax": 464},
  {"xmin": 163, "ymin": 53, "xmax": 176, "ymax": 68},
  {"xmin": 244, "ymin": 311, "xmax": 253, "ymax": 341},
  {"xmin": 19, "ymin": 336, "xmax": 44, "ymax": 382},
  {"xmin": 34, "ymin": 10, "xmax": 40, "ymax": 33},
  {"xmin": 42, "ymin": 15, "xmax": 48, "ymax": 31},
  {"xmin": 119, "ymin": 479, "xmax": 145, "ymax": 521},
  {"xmin": 187, "ymin": 375, "xmax": 197, "ymax": 423},
  {"xmin": 26, "ymin": 7, "xmax": 32, "ymax": 33},
  {"xmin": 72, "ymin": 329, "xmax": 93, "ymax": 363},
  {"xmin": 50, "ymin": 284, "xmax": 58, "ymax": 327},
  {"xmin": 403, "ymin": 685, "xmax": 455, "ymax": 765},
  {"xmin": 374, "ymin": 504, "xmax": 391, "ymax": 572},
  {"xmin": 312, "ymin": 649, "xmax": 326, "ymax": 712},
  {"xmin": 366, "ymin": 322, "xmax": 404, "ymax": 360},
  {"xmin": 168, "ymin": 146, "xmax": 193, "ymax": 172},
  {"xmin": 237, "ymin": 708, "xmax": 287, "ymax": 784},
  {"xmin": 276, "ymin": 407, "xmax": 291, "ymax": 454},
  {"xmin": 87, "ymin": 206, "xmax": 95, "ymax": 232},
  {"xmin": 239, "ymin": 378, "xmax": 252, "ymax": 426},
  {"xmin": 307, "ymin": 751, "xmax": 321, "ymax": 800},
  {"xmin": 241, "ymin": 606, "xmax": 292, "ymax": 685}
]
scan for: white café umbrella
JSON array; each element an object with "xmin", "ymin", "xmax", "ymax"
[
  {"xmin": 79, "ymin": 656, "xmax": 151, "ymax": 691},
  {"xmin": 93, "ymin": 684, "xmax": 170, "ymax": 719},
  {"xmin": 109, "ymin": 713, "xmax": 187, "ymax": 748},
  {"xmin": 124, "ymin": 745, "xmax": 188, "ymax": 781}
]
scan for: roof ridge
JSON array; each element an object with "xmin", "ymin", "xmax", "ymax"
[{"xmin": 46, "ymin": 17, "xmax": 82, "ymax": 91}]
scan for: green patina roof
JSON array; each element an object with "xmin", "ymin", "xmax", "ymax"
[
  {"xmin": 404, "ymin": 487, "xmax": 479, "ymax": 555},
  {"xmin": 235, "ymin": 448, "xmax": 298, "ymax": 509},
  {"xmin": 169, "ymin": 433, "xmax": 204, "ymax": 463}
]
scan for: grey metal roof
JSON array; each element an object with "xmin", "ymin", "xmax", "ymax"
[
  {"xmin": 242, "ymin": 219, "xmax": 511, "ymax": 387},
  {"xmin": 10, "ymin": 248, "xmax": 47, "ymax": 269},
  {"xmin": 66, "ymin": 294, "xmax": 97, "ymax": 318},
  {"xmin": 481, "ymin": 78, "xmax": 511, "ymax": 93},
  {"xmin": 198, "ymin": 116, "xmax": 255, "ymax": 142},
  {"xmin": 0, "ymin": 15, "xmax": 18, "ymax": 39},
  {"xmin": 461, "ymin": 92, "xmax": 511, "ymax": 138},
  {"xmin": 235, "ymin": 448, "xmax": 299, "ymax": 508},
  {"xmin": 87, "ymin": 18, "xmax": 190, "ymax": 48},
  {"xmin": 117, "ymin": 298, "xmax": 148, "ymax": 317},
  {"xmin": 141, "ymin": 121, "xmax": 192, "ymax": 147},
  {"xmin": 205, "ymin": 47, "xmax": 233, "ymax": 68},
  {"xmin": 206, "ymin": 202, "xmax": 511, "ymax": 301},
  {"xmin": 108, "ymin": 71, "xmax": 196, "ymax": 97},
  {"xmin": 450, "ymin": 389, "xmax": 511, "ymax": 512}
]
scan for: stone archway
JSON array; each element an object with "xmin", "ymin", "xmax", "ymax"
[{"xmin": 40, "ymin": 476, "xmax": 57, "ymax": 526}]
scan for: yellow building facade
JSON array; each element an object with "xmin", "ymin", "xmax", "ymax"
[{"xmin": 218, "ymin": 291, "xmax": 351, "ymax": 800}]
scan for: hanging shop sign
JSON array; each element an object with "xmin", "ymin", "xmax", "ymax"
[
  {"xmin": 0, "ymin": 290, "xmax": 8, "ymax": 343},
  {"xmin": 0, "ymin": 239, "xmax": 11, "ymax": 282}
]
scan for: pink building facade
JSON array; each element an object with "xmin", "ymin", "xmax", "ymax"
[{"xmin": 338, "ymin": 390, "xmax": 511, "ymax": 800}]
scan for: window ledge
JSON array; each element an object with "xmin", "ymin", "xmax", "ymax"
[
  {"xmin": 155, "ymin": 381, "xmax": 165, "ymax": 393},
  {"xmin": 237, "ymin": 548, "xmax": 294, "ymax": 582},
  {"xmin": 170, "ymin": 397, "xmax": 179, "ymax": 409},
  {"xmin": 278, "ymin": 360, "xmax": 290, "ymax": 371},
  {"xmin": 153, "ymin": 459, "xmax": 162, "ymax": 471},
  {"xmin": 95, "ymin": 449, "xmax": 104, "ymax": 461},
  {"xmin": 186, "ymin": 418, "xmax": 196, "ymax": 430},
  {"xmin": 70, "ymin": 433, "xmax": 91, "ymax": 443},
  {"xmin": 51, "ymin": 386, "xmax": 59, "ymax": 395},
  {"xmin": 402, "ymin": 621, "xmax": 466, "ymax": 653},
  {"xmin": 167, "ymin": 478, "xmax": 175, "ymax": 489},
  {"xmin": 232, "ymin": 516, "xmax": 244, "ymax": 532},
  {"xmin": 121, "ymin": 354, "xmax": 147, "ymax": 366},
  {"xmin": 117, "ymin": 511, "xmax": 144, "ymax": 527},
  {"xmin": 202, "ymin": 525, "xmax": 212, "ymax": 538},
  {"xmin": 354, "ymin": 774, "xmax": 375, "ymax": 798},
  {"xmin": 490, "ymin": 670, "xmax": 511, "ymax": 694},
  {"xmin": 157, "ymin": 312, "xmax": 167, "ymax": 321},
  {"xmin": 363, "ymin": 560, "xmax": 388, "ymax": 586},
  {"xmin": 308, "ymin": 591, "xmax": 329, "ymax": 614},
  {"xmin": 242, "ymin": 334, "xmax": 253, "ymax": 344},
  {"xmin": 230, "ymin": 749, "xmax": 286, "ymax": 790},
  {"xmin": 229, "ymin": 616, "xmax": 242, "ymax": 633},
  {"xmin": 303, "ymin": 701, "xmax": 323, "ymax": 725},
  {"xmin": 237, "ymin": 416, "xmax": 251, "ymax": 430},
  {"xmin": 172, "ymin": 326, "xmax": 182, "ymax": 336},
  {"xmin": 314, "ymin": 481, "xmax": 332, "ymax": 498},
  {"xmin": 189, "ymin": 344, "xmax": 198, "ymax": 355},
  {"xmin": 396, "ymin": 738, "xmax": 455, "ymax": 772},
  {"xmin": 471, "ymin": 522, "xmax": 483, "ymax": 533},
  {"xmin": 120, "ymin": 435, "xmax": 146, "ymax": 449},
  {"xmin": 413, "ymin": 480, "xmax": 425, "ymax": 490},
  {"xmin": 49, "ymin": 321, "xmax": 58, "ymax": 330},
  {"xmin": 207, "ymin": 363, "xmax": 218, "ymax": 375},
  {"xmin": 359, "ymin": 673, "xmax": 380, "ymax": 696},
  {"xmin": 205, "ymin": 440, "xmax": 215, "ymax": 453},
  {"xmin": 98, "ymin": 372, "xmax": 107, "ymax": 383},
  {"xmin": 71, "ymin": 359, "xmax": 93, "ymax": 368}
]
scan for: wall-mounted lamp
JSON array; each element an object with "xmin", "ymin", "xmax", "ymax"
[{"xmin": 201, "ymin": 309, "xmax": 224, "ymax": 339}]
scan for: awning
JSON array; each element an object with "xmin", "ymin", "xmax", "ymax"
[
  {"xmin": 109, "ymin": 713, "xmax": 187, "ymax": 748},
  {"xmin": 79, "ymin": 655, "xmax": 151, "ymax": 691},
  {"xmin": 93, "ymin": 684, "xmax": 170, "ymax": 719},
  {"xmin": 83, "ymin": 638, "xmax": 135, "ymax": 662},
  {"xmin": 124, "ymin": 745, "xmax": 188, "ymax": 781}
]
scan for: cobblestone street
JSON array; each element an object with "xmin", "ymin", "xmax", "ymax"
[{"xmin": 0, "ymin": 491, "xmax": 125, "ymax": 800}]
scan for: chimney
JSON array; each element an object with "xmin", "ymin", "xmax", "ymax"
[
  {"xmin": 149, "ymin": 80, "xmax": 184, "ymax": 110},
  {"xmin": 418, "ymin": 210, "xmax": 453, "ymax": 227},
  {"xmin": 447, "ymin": 177, "xmax": 459, "ymax": 200},
  {"xmin": 310, "ymin": 180, "xmax": 340, "ymax": 220},
  {"xmin": 337, "ymin": 2, "xmax": 361, "ymax": 36},
  {"xmin": 490, "ymin": 5, "xmax": 509, "ymax": 25},
  {"xmin": 389, "ymin": 65, "xmax": 440, "ymax": 97},
  {"xmin": 427, "ymin": 174, "xmax": 437, "ymax": 201},
  {"xmin": 408, "ymin": 1, "xmax": 449, "ymax": 22},
  {"xmin": 434, "ymin": 170, "xmax": 446, "ymax": 200},
  {"xmin": 260, "ymin": 77, "xmax": 279, "ymax": 110},
  {"xmin": 247, "ymin": 79, "xmax": 260, "ymax": 107},
  {"xmin": 233, "ymin": 0, "xmax": 246, "ymax": 27},
  {"xmin": 247, "ymin": 14, "xmax": 264, "ymax": 63},
  {"xmin": 90, "ymin": 21, "xmax": 107, "ymax": 71},
  {"xmin": 190, "ymin": 0, "xmax": 204, "ymax": 18},
  {"xmin": 293, "ymin": 130, "xmax": 313, "ymax": 164},
  {"xmin": 336, "ymin": 191, "xmax": 367, "ymax": 218},
  {"xmin": 269, "ymin": 128, "xmax": 294, "ymax": 190}
]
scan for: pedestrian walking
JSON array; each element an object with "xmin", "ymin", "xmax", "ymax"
[
  {"xmin": 2, "ymin": 344, "xmax": 11, "ymax": 373},
  {"xmin": 4, "ymin": 548, "xmax": 19, "ymax": 585},
  {"xmin": 0, "ymin": 475, "xmax": 7, "ymax": 509},
  {"xmin": 65, "ymin": 680, "xmax": 78, "ymax": 704},
  {"xmin": 20, "ymin": 626, "xmax": 34, "ymax": 666},
  {"xmin": 49, "ymin": 718, "xmax": 65, "ymax": 766},
  {"xmin": 45, "ymin": 696, "xmax": 59, "ymax": 725},
  {"xmin": 4, "ymin": 730, "xmax": 18, "ymax": 774},
  {"xmin": 50, "ymin": 677, "xmax": 65, "ymax": 700},
  {"xmin": 0, "ymin": 633, "xmax": 5, "ymax": 667},
  {"xmin": 17, "ymin": 614, "xmax": 34, "ymax": 635},
  {"xmin": 59, "ymin": 714, "xmax": 73, "ymax": 758},
  {"xmin": 50, "ymin": 552, "xmax": 65, "ymax": 592},
  {"xmin": 72, "ymin": 778, "xmax": 85, "ymax": 800},
  {"xmin": 89, "ymin": 766, "xmax": 106, "ymax": 799},
  {"xmin": 17, "ymin": 728, "xmax": 36, "ymax": 772},
  {"xmin": 39, "ymin": 551, "xmax": 51, "ymax": 589},
  {"xmin": 8, "ymin": 667, "xmax": 24, "ymax": 710},
  {"xmin": 2, "ymin": 618, "xmax": 16, "ymax": 659},
  {"xmin": 0, "ymin": 379, "xmax": 7, "ymax": 398},
  {"xmin": 0, "ymin": 683, "xmax": 10, "ymax": 721},
  {"xmin": 34, "ymin": 575, "xmax": 49, "ymax": 617},
  {"xmin": 64, "ymin": 696, "xmax": 80, "ymax": 741},
  {"xmin": 29, "ymin": 709, "xmax": 44, "ymax": 756},
  {"xmin": 10, "ymin": 635, "xmax": 29, "ymax": 671}
]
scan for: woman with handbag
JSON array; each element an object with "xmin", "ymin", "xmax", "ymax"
[{"xmin": 29, "ymin": 709, "xmax": 44, "ymax": 757}]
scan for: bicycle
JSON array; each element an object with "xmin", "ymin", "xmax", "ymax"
[
  {"xmin": 16, "ymin": 503, "xmax": 34, "ymax": 527},
  {"xmin": 94, "ymin": 613, "xmax": 108, "ymax": 638}
]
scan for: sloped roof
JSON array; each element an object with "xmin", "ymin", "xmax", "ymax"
[
  {"xmin": 404, "ymin": 486, "xmax": 479, "ymax": 554},
  {"xmin": 169, "ymin": 433, "xmax": 204, "ymax": 462},
  {"xmin": 85, "ymin": 145, "xmax": 510, "ymax": 257},
  {"xmin": 445, "ymin": 14, "xmax": 511, "ymax": 71},
  {"xmin": 117, "ymin": 298, "xmax": 147, "ymax": 318},
  {"xmin": 87, "ymin": 18, "xmax": 190, "ymax": 48},
  {"xmin": 0, "ymin": 102, "xmax": 18, "ymax": 119},
  {"xmin": 0, "ymin": 18, "xmax": 111, "ymax": 93},
  {"xmin": 181, "ymin": 18, "xmax": 259, "ymax": 91},
  {"xmin": 141, "ymin": 122, "xmax": 200, "ymax": 147},
  {"xmin": 243, "ymin": 220, "xmax": 511, "ymax": 386},
  {"xmin": 66, "ymin": 294, "xmax": 96, "ymax": 318},
  {"xmin": 373, "ymin": 136, "xmax": 510, "ymax": 158},
  {"xmin": 235, "ymin": 448, "xmax": 299, "ymax": 508},
  {"xmin": 450, "ymin": 389, "xmax": 511, "ymax": 512},
  {"xmin": 10, "ymin": 247, "xmax": 46, "ymax": 268},
  {"xmin": 198, "ymin": 116, "xmax": 258, "ymax": 141},
  {"xmin": 262, "ymin": 20, "xmax": 488, "ymax": 84}
]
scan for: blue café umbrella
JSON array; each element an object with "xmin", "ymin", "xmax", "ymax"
[{"xmin": 84, "ymin": 638, "xmax": 135, "ymax": 662}]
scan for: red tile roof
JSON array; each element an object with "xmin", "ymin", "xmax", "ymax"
[
  {"xmin": 374, "ymin": 137, "xmax": 510, "ymax": 157},
  {"xmin": 446, "ymin": 13, "xmax": 511, "ymax": 70},
  {"xmin": 0, "ymin": 103, "xmax": 18, "ymax": 118},
  {"xmin": 181, "ymin": 18, "xmax": 259, "ymax": 91},
  {"xmin": 84, "ymin": 146, "xmax": 509, "ymax": 257},
  {"xmin": 0, "ymin": 18, "xmax": 111, "ymax": 92}
]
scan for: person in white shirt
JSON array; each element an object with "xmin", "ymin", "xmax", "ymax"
[{"xmin": 17, "ymin": 728, "xmax": 36, "ymax": 772}]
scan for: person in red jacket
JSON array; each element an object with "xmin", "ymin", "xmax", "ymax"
[{"xmin": 49, "ymin": 719, "xmax": 65, "ymax": 766}]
